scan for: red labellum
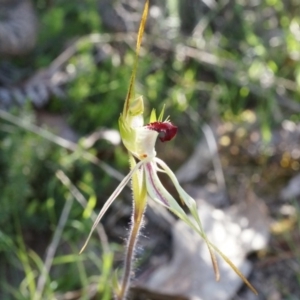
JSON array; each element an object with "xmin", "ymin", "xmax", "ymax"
[{"xmin": 146, "ymin": 121, "xmax": 178, "ymax": 142}]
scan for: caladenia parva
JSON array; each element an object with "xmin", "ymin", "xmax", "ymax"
[{"xmin": 80, "ymin": 1, "xmax": 258, "ymax": 299}]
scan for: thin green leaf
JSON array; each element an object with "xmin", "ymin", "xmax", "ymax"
[
  {"xmin": 149, "ymin": 109, "xmax": 157, "ymax": 123},
  {"xmin": 79, "ymin": 160, "xmax": 144, "ymax": 254},
  {"xmin": 158, "ymin": 104, "xmax": 165, "ymax": 122}
]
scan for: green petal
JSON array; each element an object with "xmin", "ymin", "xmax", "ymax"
[
  {"xmin": 130, "ymin": 154, "xmax": 147, "ymax": 214},
  {"xmin": 149, "ymin": 109, "xmax": 157, "ymax": 123},
  {"xmin": 119, "ymin": 115, "xmax": 137, "ymax": 155},
  {"xmin": 155, "ymin": 158, "xmax": 205, "ymax": 229},
  {"xmin": 145, "ymin": 161, "xmax": 195, "ymax": 225},
  {"xmin": 129, "ymin": 96, "xmax": 144, "ymax": 117},
  {"xmin": 79, "ymin": 159, "xmax": 144, "ymax": 254},
  {"xmin": 158, "ymin": 104, "xmax": 165, "ymax": 122},
  {"xmin": 154, "ymin": 157, "xmax": 258, "ymax": 293}
]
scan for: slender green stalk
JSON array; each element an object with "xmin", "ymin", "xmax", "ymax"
[
  {"xmin": 34, "ymin": 194, "xmax": 74, "ymax": 300},
  {"xmin": 117, "ymin": 204, "xmax": 146, "ymax": 300},
  {"xmin": 14, "ymin": 212, "xmax": 36, "ymax": 299}
]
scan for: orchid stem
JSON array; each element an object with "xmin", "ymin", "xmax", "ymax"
[{"xmin": 117, "ymin": 206, "xmax": 146, "ymax": 300}]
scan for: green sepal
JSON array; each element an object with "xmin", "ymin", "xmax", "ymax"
[
  {"xmin": 149, "ymin": 109, "xmax": 157, "ymax": 123},
  {"xmin": 158, "ymin": 104, "xmax": 165, "ymax": 122},
  {"xmin": 129, "ymin": 96, "xmax": 144, "ymax": 117},
  {"xmin": 119, "ymin": 114, "xmax": 136, "ymax": 155},
  {"xmin": 149, "ymin": 105, "xmax": 165, "ymax": 123},
  {"xmin": 154, "ymin": 157, "xmax": 257, "ymax": 294},
  {"xmin": 130, "ymin": 154, "xmax": 147, "ymax": 217}
]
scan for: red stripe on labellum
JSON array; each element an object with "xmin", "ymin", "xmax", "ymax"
[
  {"xmin": 145, "ymin": 162, "xmax": 169, "ymax": 206},
  {"xmin": 146, "ymin": 122, "xmax": 177, "ymax": 142}
]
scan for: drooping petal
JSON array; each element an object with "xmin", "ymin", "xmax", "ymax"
[
  {"xmin": 154, "ymin": 157, "xmax": 258, "ymax": 294},
  {"xmin": 154, "ymin": 157, "xmax": 204, "ymax": 222},
  {"xmin": 144, "ymin": 161, "xmax": 169, "ymax": 207},
  {"xmin": 129, "ymin": 154, "xmax": 147, "ymax": 216},
  {"xmin": 154, "ymin": 157, "xmax": 220, "ymax": 280},
  {"xmin": 79, "ymin": 159, "xmax": 144, "ymax": 254},
  {"xmin": 209, "ymin": 242, "xmax": 258, "ymax": 295},
  {"xmin": 144, "ymin": 161, "xmax": 195, "ymax": 224},
  {"xmin": 144, "ymin": 161, "xmax": 221, "ymax": 280}
]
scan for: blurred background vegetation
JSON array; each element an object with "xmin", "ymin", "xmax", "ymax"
[{"xmin": 0, "ymin": 0, "xmax": 300, "ymax": 299}]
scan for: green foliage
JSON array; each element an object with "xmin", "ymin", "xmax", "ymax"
[
  {"xmin": 0, "ymin": 119, "xmax": 50, "ymax": 231},
  {"xmin": 67, "ymin": 54, "xmax": 131, "ymax": 133},
  {"xmin": 0, "ymin": 110, "xmax": 115, "ymax": 298},
  {"xmin": 1, "ymin": 0, "xmax": 300, "ymax": 298}
]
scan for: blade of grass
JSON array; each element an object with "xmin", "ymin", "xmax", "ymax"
[
  {"xmin": 14, "ymin": 212, "xmax": 36, "ymax": 299},
  {"xmin": 34, "ymin": 194, "xmax": 74, "ymax": 300}
]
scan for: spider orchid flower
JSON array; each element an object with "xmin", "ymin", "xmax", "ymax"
[{"xmin": 80, "ymin": 1, "xmax": 257, "ymax": 298}]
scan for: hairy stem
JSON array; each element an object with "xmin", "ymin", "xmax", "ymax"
[{"xmin": 117, "ymin": 205, "xmax": 146, "ymax": 300}]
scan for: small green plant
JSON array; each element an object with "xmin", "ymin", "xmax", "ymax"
[{"xmin": 80, "ymin": 1, "xmax": 257, "ymax": 299}]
